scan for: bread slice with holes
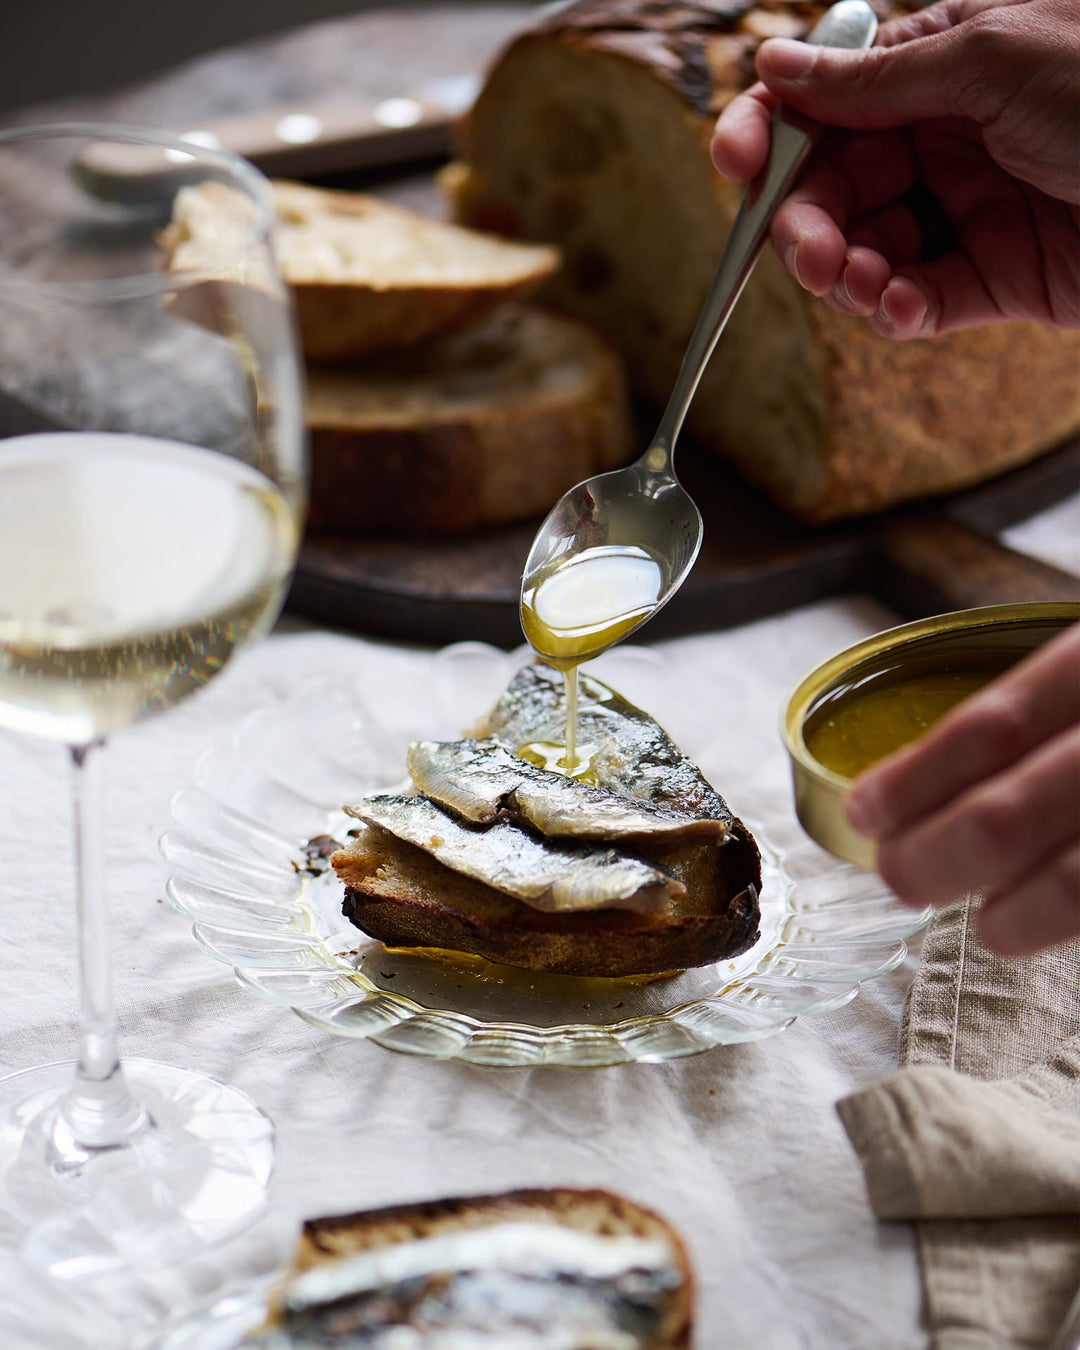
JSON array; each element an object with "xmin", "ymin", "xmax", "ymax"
[
  {"xmin": 267, "ymin": 1187, "xmax": 694, "ymax": 1347},
  {"xmin": 304, "ymin": 303, "xmax": 634, "ymax": 533},
  {"xmin": 165, "ymin": 177, "xmax": 561, "ymax": 362}
]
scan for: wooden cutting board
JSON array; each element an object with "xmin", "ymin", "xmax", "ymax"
[{"xmin": 288, "ymin": 437, "xmax": 1080, "ymax": 646}]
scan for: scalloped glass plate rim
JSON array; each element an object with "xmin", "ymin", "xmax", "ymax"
[{"xmin": 160, "ymin": 643, "xmax": 931, "ymax": 1069}]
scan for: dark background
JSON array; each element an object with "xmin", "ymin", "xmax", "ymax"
[{"xmin": 1, "ymin": 0, "xmax": 522, "ymax": 113}]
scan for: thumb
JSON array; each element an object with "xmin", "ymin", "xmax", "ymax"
[{"xmin": 756, "ymin": 27, "xmax": 996, "ymax": 130}]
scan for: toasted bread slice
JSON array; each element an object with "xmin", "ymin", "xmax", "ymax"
[
  {"xmin": 332, "ymin": 665, "xmax": 762, "ymax": 976},
  {"xmin": 165, "ymin": 177, "xmax": 560, "ymax": 361},
  {"xmin": 304, "ymin": 304, "xmax": 634, "ymax": 533},
  {"xmin": 335, "ymin": 824, "xmax": 760, "ymax": 977},
  {"xmin": 269, "ymin": 1187, "xmax": 693, "ymax": 1348}
]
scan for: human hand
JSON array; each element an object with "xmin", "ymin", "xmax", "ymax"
[
  {"xmin": 710, "ymin": 0, "xmax": 1080, "ymax": 338},
  {"xmin": 844, "ymin": 622, "xmax": 1080, "ymax": 957}
]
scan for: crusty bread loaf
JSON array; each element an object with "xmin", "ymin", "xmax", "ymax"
[
  {"xmin": 270, "ymin": 1187, "xmax": 694, "ymax": 1347},
  {"xmin": 448, "ymin": 0, "xmax": 1080, "ymax": 524},
  {"xmin": 305, "ymin": 303, "xmax": 634, "ymax": 533},
  {"xmin": 166, "ymin": 178, "xmax": 560, "ymax": 361}
]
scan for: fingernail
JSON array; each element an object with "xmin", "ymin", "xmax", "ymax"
[
  {"xmin": 760, "ymin": 38, "xmax": 816, "ymax": 82},
  {"xmin": 833, "ymin": 268, "xmax": 857, "ymax": 313},
  {"xmin": 878, "ymin": 280, "xmax": 927, "ymax": 335},
  {"xmin": 780, "ymin": 239, "xmax": 803, "ymax": 286}
]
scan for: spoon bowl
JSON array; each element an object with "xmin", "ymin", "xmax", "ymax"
[
  {"xmin": 521, "ymin": 0, "xmax": 879, "ymax": 653},
  {"xmin": 521, "ymin": 445, "xmax": 703, "ymax": 631}
]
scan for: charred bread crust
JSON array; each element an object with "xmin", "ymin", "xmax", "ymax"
[
  {"xmin": 530, "ymin": 0, "xmax": 794, "ymax": 115},
  {"xmin": 335, "ymin": 819, "xmax": 761, "ymax": 977},
  {"xmin": 341, "ymin": 881, "xmax": 760, "ymax": 976},
  {"xmin": 295, "ymin": 1186, "xmax": 689, "ymax": 1263}
]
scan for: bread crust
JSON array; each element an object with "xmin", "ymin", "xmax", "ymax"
[
  {"xmin": 305, "ymin": 305, "xmax": 635, "ymax": 533},
  {"xmin": 280, "ymin": 1187, "xmax": 694, "ymax": 1348},
  {"xmin": 274, "ymin": 179, "xmax": 560, "ymax": 360},
  {"xmin": 451, "ymin": 0, "xmax": 1080, "ymax": 523},
  {"xmin": 164, "ymin": 177, "xmax": 561, "ymax": 361},
  {"xmin": 335, "ymin": 818, "xmax": 762, "ymax": 978},
  {"xmin": 808, "ymin": 310, "xmax": 1080, "ymax": 522},
  {"xmin": 293, "ymin": 282, "xmax": 543, "ymax": 363}
]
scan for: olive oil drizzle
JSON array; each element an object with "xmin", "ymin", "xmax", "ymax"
[
  {"xmin": 565, "ymin": 664, "xmax": 579, "ymax": 775},
  {"xmin": 519, "ymin": 544, "xmax": 664, "ymax": 776}
]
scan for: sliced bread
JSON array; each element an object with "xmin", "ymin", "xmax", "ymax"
[
  {"xmin": 304, "ymin": 303, "xmax": 634, "ymax": 533},
  {"xmin": 165, "ymin": 177, "xmax": 560, "ymax": 361},
  {"xmin": 268, "ymin": 1187, "xmax": 694, "ymax": 1347}
]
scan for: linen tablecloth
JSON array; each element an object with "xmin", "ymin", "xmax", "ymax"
[{"xmin": 0, "ymin": 495, "xmax": 1075, "ymax": 1349}]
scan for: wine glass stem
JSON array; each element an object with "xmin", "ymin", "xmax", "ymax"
[{"xmin": 58, "ymin": 742, "xmax": 148, "ymax": 1153}]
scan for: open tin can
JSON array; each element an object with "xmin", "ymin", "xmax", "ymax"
[{"xmin": 782, "ymin": 601, "xmax": 1079, "ymax": 869}]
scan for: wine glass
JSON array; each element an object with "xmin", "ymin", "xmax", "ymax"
[{"xmin": 0, "ymin": 124, "xmax": 305, "ymax": 1274}]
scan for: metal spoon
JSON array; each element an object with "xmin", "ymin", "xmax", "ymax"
[{"xmin": 520, "ymin": 0, "xmax": 879, "ymax": 648}]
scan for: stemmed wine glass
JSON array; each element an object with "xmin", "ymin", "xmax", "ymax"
[{"xmin": 0, "ymin": 124, "xmax": 305, "ymax": 1272}]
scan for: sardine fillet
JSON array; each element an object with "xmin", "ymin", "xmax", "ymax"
[
  {"xmin": 347, "ymin": 791, "xmax": 682, "ymax": 914},
  {"xmin": 407, "ymin": 737, "xmax": 728, "ymax": 843}
]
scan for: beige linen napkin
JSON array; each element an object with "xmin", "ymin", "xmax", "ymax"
[{"xmin": 837, "ymin": 895, "xmax": 1080, "ymax": 1349}]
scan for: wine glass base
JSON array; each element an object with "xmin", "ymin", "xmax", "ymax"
[{"xmin": 0, "ymin": 1059, "xmax": 274, "ymax": 1277}]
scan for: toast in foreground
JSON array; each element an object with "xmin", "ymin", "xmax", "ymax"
[
  {"xmin": 165, "ymin": 178, "xmax": 560, "ymax": 361},
  {"xmin": 264, "ymin": 1187, "xmax": 693, "ymax": 1347},
  {"xmin": 305, "ymin": 305, "xmax": 634, "ymax": 533},
  {"xmin": 331, "ymin": 664, "xmax": 762, "ymax": 977}
]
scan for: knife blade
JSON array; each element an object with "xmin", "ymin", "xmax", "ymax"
[{"xmin": 74, "ymin": 74, "xmax": 481, "ymax": 204}]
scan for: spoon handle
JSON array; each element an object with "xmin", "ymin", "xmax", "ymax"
[{"xmin": 649, "ymin": 0, "xmax": 878, "ymax": 464}]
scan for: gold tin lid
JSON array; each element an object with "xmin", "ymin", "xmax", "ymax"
[{"xmin": 781, "ymin": 602, "xmax": 1079, "ymax": 869}]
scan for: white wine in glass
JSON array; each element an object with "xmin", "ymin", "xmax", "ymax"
[{"xmin": 0, "ymin": 123, "xmax": 305, "ymax": 1272}]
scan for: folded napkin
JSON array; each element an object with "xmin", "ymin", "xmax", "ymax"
[{"xmin": 837, "ymin": 896, "xmax": 1080, "ymax": 1350}]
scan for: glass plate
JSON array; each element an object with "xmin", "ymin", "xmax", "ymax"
[{"xmin": 161, "ymin": 643, "xmax": 930, "ymax": 1069}]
